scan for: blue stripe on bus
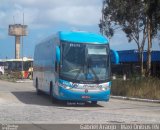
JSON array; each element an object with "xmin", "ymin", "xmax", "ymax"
[{"xmin": 56, "ymin": 86, "xmax": 110, "ymax": 101}]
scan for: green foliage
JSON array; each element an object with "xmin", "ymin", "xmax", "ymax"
[
  {"xmin": 100, "ymin": 0, "xmax": 149, "ymax": 76},
  {"xmin": 101, "ymin": 0, "xmax": 147, "ymax": 42},
  {"xmin": 144, "ymin": 0, "xmax": 160, "ymax": 37},
  {"xmin": 111, "ymin": 77, "xmax": 160, "ymax": 100},
  {"xmin": 0, "ymin": 74, "xmax": 17, "ymax": 82},
  {"xmin": 101, "ymin": 0, "xmax": 160, "ymax": 39},
  {"xmin": 100, "ymin": 0, "xmax": 160, "ymax": 76}
]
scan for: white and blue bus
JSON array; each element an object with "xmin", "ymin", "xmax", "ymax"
[{"xmin": 33, "ymin": 31, "xmax": 118, "ymax": 104}]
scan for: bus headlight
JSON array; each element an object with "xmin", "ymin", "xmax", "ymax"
[
  {"xmin": 65, "ymin": 86, "xmax": 71, "ymax": 89},
  {"xmin": 99, "ymin": 82, "xmax": 111, "ymax": 91},
  {"xmin": 59, "ymin": 83, "xmax": 71, "ymax": 89},
  {"xmin": 58, "ymin": 80, "xmax": 72, "ymax": 90},
  {"xmin": 101, "ymin": 87, "xmax": 106, "ymax": 91}
]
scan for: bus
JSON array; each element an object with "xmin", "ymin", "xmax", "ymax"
[
  {"xmin": 0, "ymin": 58, "xmax": 33, "ymax": 79},
  {"xmin": 0, "ymin": 60, "xmax": 5, "ymax": 75},
  {"xmin": 33, "ymin": 31, "xmax": 118, "ymax": 104}
]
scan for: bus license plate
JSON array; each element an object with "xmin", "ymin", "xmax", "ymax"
[{"xmin": 82, "ymin": 96, "xmax": 90, "ymax": 99}]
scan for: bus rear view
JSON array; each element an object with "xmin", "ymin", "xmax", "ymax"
[{"xmin": 33, "ymin": 31, "xmax": 111, "ymax": 104}]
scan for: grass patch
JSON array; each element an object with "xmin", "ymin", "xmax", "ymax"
[
  {"xmin": 0, "ymin": 74, "xmax": 18, "ymax": 82},
  {"xmin": 111, "ymin": 77, "xmax": 160, "ymax": 100}
]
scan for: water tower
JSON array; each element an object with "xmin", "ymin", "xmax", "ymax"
[{"xmin": 8, "ymin": 24, "xmax": 28, "ymax": 59}]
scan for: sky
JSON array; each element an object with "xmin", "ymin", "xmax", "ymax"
[{"xmin": 0, "ymin": 0, "xmax": 160, "ymax": 59}]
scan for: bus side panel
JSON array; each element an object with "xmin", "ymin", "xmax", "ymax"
[
  {"xmin": 42, "ymin": 40, "xmax": 56, "ymax": 93},
  {"xmin": 33, "ymin": 36, "xmax": 59, "ymax": 97},
  {"xmin": 33, "ymin": 44, "xmax": 43, "ymax": 89}
]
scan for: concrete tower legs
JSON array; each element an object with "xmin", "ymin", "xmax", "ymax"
[{"xmin": 15, "ymin": 36, "xmax": 20, "ymax": 59}]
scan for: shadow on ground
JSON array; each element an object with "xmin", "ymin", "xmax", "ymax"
[{"xmin": 12, "ymin": 91, "xmax": 103, "ymax": 107}]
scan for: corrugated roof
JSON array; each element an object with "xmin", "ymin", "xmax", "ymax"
[{"xmin": 117, "ymin": 50, "xmax": 160, "ymax": 62}]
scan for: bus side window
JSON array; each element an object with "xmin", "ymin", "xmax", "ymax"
[
  {"xmin": 55, "ymin": 61, "xmax": 57, "ymax": 72},
  {"xmin": 55, "ymin": 61, "xmax": 60, "ymax": 73},
  {"xmin": 55, "ymin": 45, "xmax": 60, "ymax": 73}
]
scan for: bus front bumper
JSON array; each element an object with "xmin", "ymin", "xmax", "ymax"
[{"xmin": 56, "ymin": 87, "xmax": 110, "ymax": 101}]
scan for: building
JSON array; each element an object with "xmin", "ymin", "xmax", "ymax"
[{"xmin": 111, "ymin": 50, "xmax": 160, "ymax": 77}]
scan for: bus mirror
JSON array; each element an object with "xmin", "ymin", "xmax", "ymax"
[
  {"xmin": 56, "ymin": 46, "xmax": 60, "ymax": 63},
  {"xmin": 111, "ymin": 50, "xmax": 119, "ymax": 64}
]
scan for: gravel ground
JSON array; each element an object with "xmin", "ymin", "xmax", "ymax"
[{"xmin": 0, "ymin": 80, "xmax": 159, "ymax": 124}]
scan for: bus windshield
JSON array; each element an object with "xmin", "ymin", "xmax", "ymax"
[{"xmin": 60, "ymin": 41, "xmax": 110, "ymax": 83}]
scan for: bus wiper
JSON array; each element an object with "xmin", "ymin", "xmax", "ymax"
[
  {"xmin": 87, "ymin": 65, "xmax": 99, "ymax": 82},
  {"xmin": 86, "ymin": 58, "xmax": 99, "ymax": 82},
  {"xmin": 74, "ymin": 65, "xmax": 84, "ymax": 80}
]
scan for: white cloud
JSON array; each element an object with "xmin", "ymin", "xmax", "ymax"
[
  {"xmin": 47, "ymin": 6, "xmax": 101, "ymax": 26},
  {"xmin": 0, "ymin": 0, "xmax": 102, "ymax": 29},
  {"xmin": 12, "ymin": 0, "xmax": 101, "ymax": 8}
]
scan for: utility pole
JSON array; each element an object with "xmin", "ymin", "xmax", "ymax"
[{"xmin": 21, "ymin": 13, "xmax": 24, "ymax": 79}]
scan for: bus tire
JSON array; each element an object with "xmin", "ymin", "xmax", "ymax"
[
  {"xmin": 91, "ymin": 101, "xmax": 97, "ymax": 105},
  {"xmin": 36, "ymin": 79, "xmax": 41, "ymax": 95},
  {"xmin": 50, "ymin": 82, "xmax": 56, "ymax": 103}
]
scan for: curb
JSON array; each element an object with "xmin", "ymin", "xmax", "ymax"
[
  {"xmin": 110, "ymin": 95, "xmax": 160, "ymax": 103},
  {"xmin": 16, "ymin": 80, "xmax": 33, "ymax": 83}
]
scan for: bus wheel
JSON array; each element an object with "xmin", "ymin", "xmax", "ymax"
[
  {"xmin": 91, "ymin": 101, "xmax": 97, "ymax": 105},
  {"xmin": 36, "ymin": 79, "xmax": 41, "ymax": 95},
  {"xmin": 50, "ymin": 82, "xmax": 56, "ymax": 103}
]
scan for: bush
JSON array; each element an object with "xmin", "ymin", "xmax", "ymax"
[
  {"xmin": 111, "ymin": 77, "xmax": 160, "ymax": 100},
  {"xmin": 0, "ymin": 73, "xmax": 18, "ymax": 82}
]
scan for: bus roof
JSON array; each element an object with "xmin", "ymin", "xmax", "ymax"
[{"xmin": 59, "ymin": 31, "xmax": 109, "ymax": 44}]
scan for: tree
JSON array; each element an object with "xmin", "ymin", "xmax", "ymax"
[
  {"xmin": 100, "ymin": 0, "xmax": 147, "ymax": 76},
  {"xmin": 144, "ymin": 0, "xmax": 160, "ymax": 76}
]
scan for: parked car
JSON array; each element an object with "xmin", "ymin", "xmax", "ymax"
[{"xmin": 0, "ymin": 66, "xmax": 4, "ymax": 75}]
